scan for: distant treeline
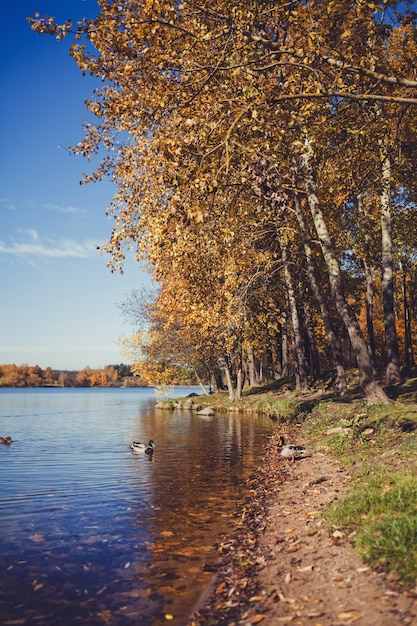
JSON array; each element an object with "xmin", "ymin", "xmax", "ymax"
[{"xmin": 0, "ymin": 363, "xmax": 149, "ymax": 388}]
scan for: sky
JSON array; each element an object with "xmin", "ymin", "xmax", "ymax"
[{"xmin": 0, "ymin": 1, "xmax": 152, "ymax": 371}]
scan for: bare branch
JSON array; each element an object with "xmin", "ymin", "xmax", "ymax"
[{"xmin": 269, "ymin": 91, "xmax": 417, "ymax": 105}]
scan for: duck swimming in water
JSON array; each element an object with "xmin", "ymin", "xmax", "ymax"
[
  {"xmin": 277, "ymin": 435, "xmax": 306, "ymax": 462},
  {"xmin": 0, "ymin": 436, "xmax": 12, "ymax": 445},
  {"xmin": 130, "ymin": 439, "xmax": 155, "ymax": 454}
]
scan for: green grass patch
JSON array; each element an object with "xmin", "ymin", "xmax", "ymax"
[
  {"xmin": 326, "ymin": 469, "xmax": 417, "ymax": 586},
  {"xmin": 155, "ymin": 398, "xmax": 180, "ymax": 409},
  {"xmin": 250, "ymin": 394, "xmax": 300, "ymax": 422}
]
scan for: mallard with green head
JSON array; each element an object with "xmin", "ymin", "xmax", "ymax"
[
  {"xmin": 277, "ymin": 435, "xmax": 306, "ymax": 462},
  {"xmin": 131, "ymin": 439, "xmax": 155, "ymax": 454}
]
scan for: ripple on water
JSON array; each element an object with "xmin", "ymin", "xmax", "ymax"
[{"xmin": 0, "ymin": 388, "xmax": 274, "ymax": 625}]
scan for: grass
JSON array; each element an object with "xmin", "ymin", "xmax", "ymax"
[
  {"xmin": 167, "ymin": 367, "xmax": 417, "ymax": 587},
  {"xmin": 326, "ymin": 469, "xmax": 417, "ymax": 585},
  {"xmin": 294, "ymin": 372, "xmax": 417, "ymax": 587}
]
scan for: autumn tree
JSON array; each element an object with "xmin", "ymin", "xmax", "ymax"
[{"xmin": 30, "ymin": 0, "xmax": 417, "ymax": 403}]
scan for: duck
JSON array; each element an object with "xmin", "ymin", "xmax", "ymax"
[
  {"xmin": 277, "ymin": 435, "xmax": 306, "ymax": 462},
  {"xmin": 130, "ymin": 439, "xmax": 155, "ymax": 454},
  {"xmin": 0, "ymin": 436, "xmax": 13, "ymax": 445}
]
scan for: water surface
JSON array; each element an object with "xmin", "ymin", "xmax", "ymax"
[{"xmin": 0, "ymin": 388, "xmax": 274, "ymax": 625}]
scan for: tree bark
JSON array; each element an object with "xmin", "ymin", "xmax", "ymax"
[
  {"xmin": 301, "ymin": 137, "xmax": 389, "ymax": 404},
  {"xmin": 379, "ymin": 141, "xmax": 401, "ymax": 385},
  {"xmin": 194, "ymin": 369, "xmax": 211, "ymax": 395},
  {"xmin": 279, "ymin": 235, "xmax": 310, "ymax": 392},
  {"xmin": 293, "ymin": 189, "xmax": 347, "ymax": 394},
  {"xmin": 400, "ymin": 259, "xmax": 415, "ymax": 370},
  {"xmin": 281, "ymin": 315, "xmax": 289, "ymax": 378},
  {"xmin": 209, "ymin": 360, "xmax": 225, "ymax": 392},
  {"xmin": 357, "ymin": 194, "xmax": 376, "ymax": 363},
  {"xmin": 303, "ymin": 299, "xmax": 320, "ymax": 381},
  {"xmin": 224, "ymin": 361, "xmax": 237, "ymax": 402},
  {"xmin": 363, "ymin": 257, "xmax": 377, "ymax": 362},
  {"xmin": 247, "ymin": 345, "xmax": 258, "ymax": 387},
  {"xmin": 236, "ymin": 358, "xmax": 243, "ymax": 400},
  {"xmin": 223, "ymin": 352, "xmax": 243, "ymax": 402}
]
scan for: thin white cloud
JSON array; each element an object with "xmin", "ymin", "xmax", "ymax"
[
  {"xmin": 0, "ymin": 230, "xmax": 98, "ymax": 259},
  {"xmin": 0, "ymin": 197, "xmax": 17, "ymax": 211},
  {"xmin": 45, "ymin": 203, "xmax": 88, "ymax": 215},
  {"xmin": 17, "ymin": 228, "xmax": 39, "ymax": 241},
  {"xmin": 0, "ymin": 198, "xmax": 88, "ymax": 215}
]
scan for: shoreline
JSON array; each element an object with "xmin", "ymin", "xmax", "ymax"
[{"xmin": 186, "ymin": 427, "xmax": 417, "ymax": 625}]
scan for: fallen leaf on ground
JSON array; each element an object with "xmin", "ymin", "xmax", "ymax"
[
  {"xmin": 298, "ymin": 565, "xmax": 314, "ymax": 572},
  {"xmin": 337, "ymin": 611, "xmax": 364, "ymax": 622},
  {"xmin": 278, "ymin": 593, "xmax": 296, "ymax": 604},
  {"xmin": 332, "ymin": 530, "xmax": 344, "ymax": 539},
  {"xmin": 307, "ymin": 610, "xmax": 323, "ymax": 617}
]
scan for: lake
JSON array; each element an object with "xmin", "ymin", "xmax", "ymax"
[{"xmin": 0, "ymin": 387, "xmax": 275, "ymax": 625}]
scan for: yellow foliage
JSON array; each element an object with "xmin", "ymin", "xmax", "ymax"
[{"xmin": 29, "ymin": 1, "xmax": 417, "ymax": 385}]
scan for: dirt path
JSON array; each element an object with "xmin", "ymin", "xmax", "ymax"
[{"xmin": 188, "ymin": 428, "xmax": 417, "ymax": 626}]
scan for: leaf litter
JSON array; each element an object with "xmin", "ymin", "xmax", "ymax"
[{"xmin": 186, "ymin": 428, "xmax": 417, "ymax": 625}]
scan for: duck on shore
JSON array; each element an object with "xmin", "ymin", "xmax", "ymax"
[
  {"xmin": 130, "ymin": 439, "xmax": 155, "ymax": 454},
  {"xmin": 277, "ymin": 435, "xmax": 306, "ymax": 462},
  {"xmin": 0, "ymin": 436, "xmax": 13, "ymax": 445}
]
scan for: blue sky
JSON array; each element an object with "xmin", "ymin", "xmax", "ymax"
[{"xmin": 0, "ymin": 1, "xmax": 152, "ymax": 371}]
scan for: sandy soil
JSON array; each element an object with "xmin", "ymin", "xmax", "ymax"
[{"xmin": 187, "ymin": 427, "xmax": 417, "ymax": 626}]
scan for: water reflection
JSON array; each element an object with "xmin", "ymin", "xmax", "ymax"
[
  {"xmin": 0, "ymin": 389, "xmax": 273, "ymax": 625},
  {"xmin": 130, "ymin": 409, "xmax": 268, "ymax": 623}
]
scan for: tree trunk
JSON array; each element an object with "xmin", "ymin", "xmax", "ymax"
[
  {"xmin": 301, "ymin": 137, "xmax": 389, "ymax": 404},
  {"xmin": 210, "ymin": 362, "xmax": 225, "ymax": 392},
  {"xmin": 363, "ymin": 257, "xmax": 377, "ymax": 363},
  {"xmin": 194, "ymin": 369, "xmax": 211, "ymax": 395},
  {"xmin": 236, "ymin": 358, "xmax": 243, "ymax": 400},
  {"xmin": 224, "ymin": 361, "xmax": 237, "ymax": 402},
  {"xmin": 400, "ymin": 259, "xmax": 415, "ymax": 370},
  {"xmin": 247, "ymin": 345, "xmax": 257, "ymax": 387},
  {"xmin": 303, "ymin": 299, "xmax": 320, "ymax": 381},
  {"xmin": 379, "ymin": 141, "xmax": 401, "ymax": 385},
  {"xmin": 279, "ymin": 235, "xmax": 310, "ymax": 392},
  {"xmin": 357, "ymin": 194, "xmax": 376, "ymax": 363},
  {"xmin": 223, "ymin": 351, "xmax": 243, "ymax": 402},
  {"xmin": 257, "ymin": 357, "xmax": 262, "ymax": 384},
  {"xmin": 293, "ymin": 189, "xmax": 347, "ymax": 394},
  {"xmin": 281, "ymin": 315, "xmax": 288, "ymax": 378}
]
